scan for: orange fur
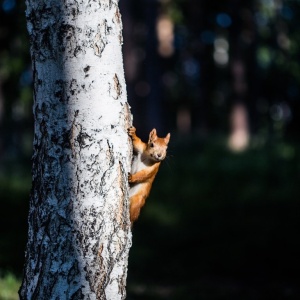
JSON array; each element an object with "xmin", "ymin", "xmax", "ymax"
[{"xmin": 128, "ymin": 126, "xmax": 170, "ymax": 223}]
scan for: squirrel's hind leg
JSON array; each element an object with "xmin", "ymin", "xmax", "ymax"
[{"xmin": 130, "ymin": 194, "xmax": 146, "ymax": 223}]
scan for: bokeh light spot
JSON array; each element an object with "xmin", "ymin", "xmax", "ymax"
[
  {"xmin": 216, "ymin": 13, "xmax": 232, "ymax": 28},
  {"xmin": 2, "ymin": 0, "xmax": 16, "ymax": 13}
]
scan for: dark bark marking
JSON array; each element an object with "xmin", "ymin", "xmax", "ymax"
[
  {"xmin": 64, "ymin": 1, "xmax": 79, "ymax": 20},
  {"xmin": 70, "ymin": 79, "xmax": 79, "ymax": 96},
  {"xmin": 100, "ymin": 0, "xmax": 113, "ymax": 11},
  {"xmin": 122, "ymin": 102, "xmax": 133, "ymax": 130},
  {"xmin": 54, "ymin": 79, "xmax": 67, "ymax": 102},
  {"xmin": 41, "ymin": 27, "xmax": 52, "ymax": 52},
  {"xmin": 59, "ymin": 24, "xmax": 75, "ymax": 41},
  {"xmin": 110, "ymin": 73, "xmax": 122, "ymax": 100},
  {"xmin": 83, "ymin": 65, "xmax": 90, "ymax": 73},
  {"xmin": 113, "ymin": 7, "xmax": 123, "ymax": 44},
  {"xmin": 58, "ymin": 24, "xmax": 77, "ymax": 56},
  {"xmin": 115, "ymin": 161, "xmax": 128, "ymax": 228},
  {"xmin": 70, "ymin": 288, "xmax": 84, "ymax": 300},
  {"xmin": 84, "ymin": 65, "xmax": 90, "ymax": 78},
  {"xmin": 93, "ymin": 20, "xmax": 109, "ymax": 57},
  {"xmin": 74, "ymin": 46, "xmax": 82, "ymax": 57},
  {"xmin": 77, "ymin": 131, "xmax": 91, "ymax": 148},
  {"xmin": 114, "ymin": 7, "xmax": 121, "ymax": 24}
]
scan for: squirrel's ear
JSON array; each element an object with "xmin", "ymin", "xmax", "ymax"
[
  {"xmin": 149, "ymin": 128, "xmax": 157, "ymax": 142},
  {"xmin": 164, "ymin": 133, "xmax": 170, "ymax": 145}
]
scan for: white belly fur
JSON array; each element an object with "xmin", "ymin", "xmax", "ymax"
[
  {"xmin": 129, "ymin": 153, "xmax": 147, "ymax": 197},
  {"xmin": 131, "ymin": 153, "xmax": 146, "ymax": 173}
]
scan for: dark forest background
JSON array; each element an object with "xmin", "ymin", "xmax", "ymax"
[{"xmin": 0, "ymin": 0, "xmax": 299, "ymax": 299}]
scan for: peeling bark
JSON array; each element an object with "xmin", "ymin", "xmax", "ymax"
[{"xmin": 19, "ymin": 0, "xmax": 132, "ymax": 299}]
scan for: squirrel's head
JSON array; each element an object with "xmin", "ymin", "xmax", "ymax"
[{"xmin": 146, "ymin": 129, "xmax": 170, "ymax": 162}]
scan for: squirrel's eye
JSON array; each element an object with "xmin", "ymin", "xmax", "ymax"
[{"xmin": 150, "ymin": 143, "xmax": 154, "ymax": 148}]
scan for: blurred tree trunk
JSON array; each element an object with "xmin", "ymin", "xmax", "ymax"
[
  {"xmin": 0, "ymin": 79, "xmax": 3, "ymax": 156},
  {"xmin": 144, "ymin": 0, "xmax": 164, "ymax": 134},
  {"xmin": 19, "ymin": 0, "xmax": 132, "ymax": 299},
  {"xmin": 227, "ymin": 1, "xmax": 258, "ymax": 151}
]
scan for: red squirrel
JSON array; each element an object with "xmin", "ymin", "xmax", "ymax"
[{"xmin": 128, "ymin": 126, "xmax": 170, "ymax": 223}]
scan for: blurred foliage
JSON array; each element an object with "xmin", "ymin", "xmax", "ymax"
[
  {"xmin": 125, "ymin": 0, "xmax": 300, "ymax": 138},
  {"xmin": 0, "ymin": 273, "xmax": 19, "ymax": 300},
  {"xmin": 0, "ymin": 171, "xmax": 29, "ymax": 273},
  {"xmin": 0, "ymin": 0, "xmax": 32, "ymax": 165},
  {"xmin": 0, "ymin": 0, "xmax": 31, "ymax": 114}
]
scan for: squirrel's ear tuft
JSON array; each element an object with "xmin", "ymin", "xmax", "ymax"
[
  {"xmin": 149, "ymin": 128, "xmax": 157, "ymax": 141},
  {"xmin": 164, "ymin": 133, "xmax": 170, "ymax": 144}
]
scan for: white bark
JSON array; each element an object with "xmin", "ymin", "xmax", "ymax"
[{"xmin": 19, "ymin": 0, "xmax": 132, "ymax": 299}]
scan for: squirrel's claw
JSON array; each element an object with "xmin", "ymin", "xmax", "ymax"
[
  {"xmin": 128, "ymin": 172, "xmax": 132, "ymax": 183},
  {"xmin": 128, "ymin": 126, "xmax": 136, "ymax": 137}
]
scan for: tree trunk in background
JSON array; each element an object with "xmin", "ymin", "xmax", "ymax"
[
  {"xmin": 19, "ymin": 0, "xmax": 132, "ymax": 299},
  {"xmin": 144, "ymin": 0, "xmax": 164, "ymax": 134},
  {"xmin": 0, "ymin": 79, "xmax": 3, "ymax": 156}
]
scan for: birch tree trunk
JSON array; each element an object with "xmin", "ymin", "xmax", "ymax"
[{"xmin": 19, "ymin": 0, "xmax": 132, "ymax": 299}]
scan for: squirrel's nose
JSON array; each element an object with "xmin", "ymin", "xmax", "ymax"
[{"xmin": 157, "ymin": 153, "xmax": 162, "ymax": 158}]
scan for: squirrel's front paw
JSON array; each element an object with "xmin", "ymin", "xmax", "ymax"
[
  {"xmin": 128, "ymin": 172, "xmax": 133, "ymax": 183},
  {"xmin": 128, "ymin": 126, "xmax": 136, "ymax": 137}
]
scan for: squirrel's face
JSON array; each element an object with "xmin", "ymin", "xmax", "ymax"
[{"xmin": 146, "ymin": 129, "xmax": 170, "ymax": 162}]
